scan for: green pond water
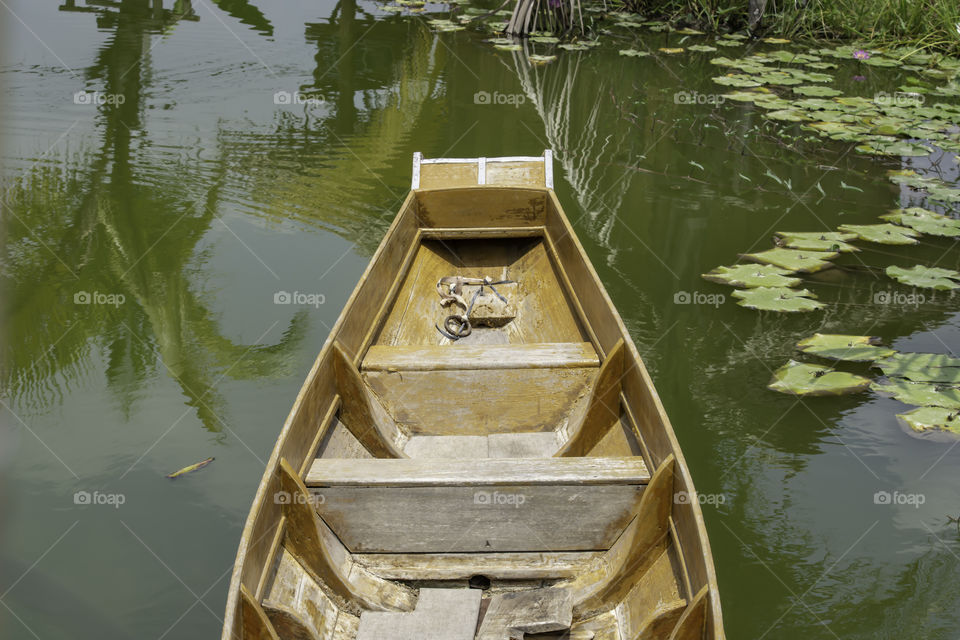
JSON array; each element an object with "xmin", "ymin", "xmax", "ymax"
[{"xmin": 3, "ymin": 1, "xmax": 960, "ymax": 638}]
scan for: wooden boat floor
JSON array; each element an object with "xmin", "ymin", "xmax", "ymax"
[{"xmin": 374, "ymin": 237, "xmax": 588, "ymax": 346}]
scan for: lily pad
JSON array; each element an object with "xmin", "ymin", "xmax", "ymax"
[
  {"xmin": 856, "ymin": 140, "xmax": 934, "ymax": 157},
  {"xmin": 796, "ymin": 334, "xmax": 895, "ymax": 362},
  {"xmin": 687, "ymin": 44, "xmax": 718, "ymax": 52},
  {"xmin": 896, "ymin": 406, "xmax": 960, "ymax": 437},
  {"xmin": 529, "ymin": 35, "xmax": 560, "ymax": 43},
  {"xmin": 872, "ymin": 380, "xmax": 960, "ymax": 409},
  {"xmin": 837, "ymin": 223, "xmax": 919, "ymax": 245},
  {"xmin": 765, "ymin": 109, "xmax": 810, "ymax": 122},
  {"xmin": 659, "ymin": 47, "xmax": 685, "ymax": 54},
  {"xmin": 619, "ymin": 49, "xmax": 650, "ymax": 57},
  {"xmin": 793, "ymin": 85, "xmax": 842, "ymax": 97},
  {"xmin": 875, "ymin": 353, "xmax": 960, "ymax": 383},
  {"xmin": 886, "ymin": 265, "xmax": 960, "ymax": 290},
  {"xmin": 712, "ymin": 74, "xmax": 763, "ymax": 87},
  {"xmin": 701, "ymin": 264, "xmax": 802, "ymax": 288},
  {"xmin": 768, "ymin": 360, "xmax": 870, "ymax": 396},
  {"xmin": 558, "ymin": 43, "xmax": 590, "ymax": 51},
  {"xmin": 763, "ymin": 37, "xmax": 791, "ymax": 44},
  {"xmin": 775, "ymin": 231, "xmax": 859, "ymax": 252},
  {"xmin": 740, "ymin": 247, "xmax": 838, "ymax": 273},
  {"xmin": 731, "ymin": 287, "xmax": 825, "ymax": 312},
  {"xmin": 880, "ymin": 208, "xmax": 960, "ymax": 238},
  {"xmin": 528, "ymin": 54, "xmax": 557, "ymax": 65}
]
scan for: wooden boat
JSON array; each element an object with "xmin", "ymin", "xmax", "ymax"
[{"xmin": 222, "ymin": 151, "xmax": 724, "ymax": 640}]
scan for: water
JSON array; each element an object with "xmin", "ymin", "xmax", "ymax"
[{"xmin": 2, "ymin": 1, "xmax": 960, "ymax": 638}]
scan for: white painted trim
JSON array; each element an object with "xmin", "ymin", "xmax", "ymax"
[
  {"xmin": 411, "ymin": 152, "xmax": 422, "ymax": 189},
  {"xmin": 478, "ymin": 157, "xmax": 486, "ymax": 185},
  {"xmin": 544, "ymin": 149, "xmax": 554, "ymax": 189}
]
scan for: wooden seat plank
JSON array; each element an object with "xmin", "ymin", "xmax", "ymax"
[{"xmin": 362, "ymin": 342, "xmax": 599, "ymax": 371}]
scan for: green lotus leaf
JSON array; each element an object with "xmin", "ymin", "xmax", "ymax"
[
  {"xmin": 886, "ymin": 265, "xmax": 960, "ymax": 290},
  {"xmin": 759, "ymin": 72, "xmax": 804, "ymax": 86},
  {"xmin": 805, "ymin": 61, "xmax": 838, "ymax": 70},
  {"xmin": 701, "ymin": 264, "xmax": 802, "ymax": 288},
  {"xmin": 740, "ymin": 247, "xmax": 838, "ymax": 273},
  {"xmin": 872, "ymin": 380, "xmax": 960, "ymax": 409},
  {"xmin": 675, "ymin": 27, "xmax": 704, "ymax": 35},
  {"xmin": 763, "ymin": 37, "xmax": 791, "ymax": 44},
  {"xmin": 722, "ymin": 90, "xmax": 771, "ymax": 102},
  {"xmin": 862, "ymin": 56, "xmax": 898, "ymax": 67},
  {"xmin": 875, "ymin": 353, "xmax": 960, "ymax": 380},
  {"xmin": 715, "ymin": 39, "xmax": 744, "ymax": 47},
  {"xmin": 834, "ymin": 96, "xmax": 877, "ymax": 110},
  {"xmin": 768, "ymin": 360, "xmax": 870, "ymax": 395},
  {"xmin": 795, "ymin": 98, "xmax": 838, "ymax": 110},
  {"xmin": 619, "ymin": 49, "xmax": 650, "ymax": 57},
  {"xmin": 529, "ymin": 54, "xmax": 557, "ymax": 64},
  {"xmin": 723, "ymin": 33, "xmax": 748, "ymax": 40},
  {"xmin": 765, "ymin": 109, "xmax": 810, "ymax": 122},
  {"xmin": 837, "ymin": 223, "xmax": 919, "ymax": 245},
  {"xmin": 659, "ymin": 47, "xmax": 684, "ymax": 54},
  {"xmin": 529, "ymin": 35, "xmax": 560, "ymax": 43},
  {"xmin": 713, "ymin": 74, "xmax": 763, "ymax": 87},
  {"xmin": 493, "ymin": 43, "xmax": 522, "ymax": 50},
  {"xmin": 732, "ymin": 287, "xmax": 825, "ymax": 312},
  {"xmin": 765, "ymin": 50, "xmax": 819, "ymax": 63},
  {"xmin": 793, "ymin": 85, "xmax": 842, "ymax": 97},
  {"xmin": 775, "ymin": 231, "xmax": 859, "ymax": 252},
  {"xmin": 796, "ymin": 334, "xmax": 895, "ymax": 362},
  {"xmin": 856, "ymin": 140, "xmax": 934, "ymax": 157},
  {"xmin": 687, "ymin": 44, "xmax": 718, "ymax": 52},
  {"xmin": 558, "ymin": 43, "xmax": 590, "ymax": 51},
  {"xmin": 896, "ymin": 406, "xmax": 960, "ymax": 437},
  {"xmin": 880, "ymin": 208, "xmax": 960, "ymax": 237}
]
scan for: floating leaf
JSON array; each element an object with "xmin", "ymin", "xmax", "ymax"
[
  {"xmin": 886, "ymin": 265, "xmax": 960, "ymax": 290},
  {"xmin": 701, "ymin": 264, "xmax": 802, "ymax": 288},
  {"xmin": 765, "ymin": 109, "xmax": 810, "ymax": 122},
  {"xmin": 166, "ymin": 457, "xmax": 215, "ymax": 479},
  {"xmin": 558, "ymin": 43, "xmax": 590, "ymax": 51},
  {"xmin": 775, "ymin": 231, "xmax": 859, "ymax": 252},
  {"xmin": 793, "ymin": 85, "xmax": 842, "ymax": 97},
  {"xmin": 768, "ymin": 360, "xmax": 870, "ymax": 396},
  {"xmin": 619, "ymin": 49, "xmax": 650, "ymax": 57},
  {"xmin": 897, "ymin": 406, "xmax": 960, "ymax": 438},
  {"xmin": 740, "ymin": 247, "xmax": 837, "ymax": 273},
  {"xmin": 872, "ymin": 380, "xmax": 960, "ymax": 409},
  {"xmin": 796, "ymin": 334, "xmax": 895, "ymax": 362},
  {"xmin": 494, "ymin": 43, "xmax": 522, "ymax": 51},
  {"xmin": 875, "ymin": 353, "xmax": 960, "ymax": 382},
  {"xmin": 529, "ymin": 35, "xmax": 560, "ymax": 43},
  {"xmin": 856, "ymin": 140, "xmax": 934, "ymax": 157},
  {"xmin": 675, "ymin": 27, "xmax": 704, "ymax": 35},
  {"xmin": 712, "ymin": 74, "xmax": 763, "ymax": 87},
  {"xmin": 687, "ymin": 44, "xmax": 718, "ymax": 52},
  {"xmin": 880, "ymin": 208, "xmax": 960, "ymax": 238},
  {"xmin": 837, "ymin": 223, "xmax": 919, "ymax": 245},
  {"xmin": 659, "ymin": 47, "xmax": 685, "ymax": 54},
  {"xmin": 732, "ymin": 287, "xmax": 825, "ymax": 312},
  {"xmin": 763, "ymin": 37, "xmax": 791, "ymax": 44},
  {"xmin": 528, "ymin": 54, "xmax": 557, "ymax": 65}
]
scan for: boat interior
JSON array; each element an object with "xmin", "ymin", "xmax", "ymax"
[{"xmin": 228, "ymin": 159, "xmax": 721, "ymax": 640}]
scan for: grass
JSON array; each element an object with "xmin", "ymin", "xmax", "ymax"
[{"xmin": 628, "ymin": 0, "xmax": 960, "ymax": 55}]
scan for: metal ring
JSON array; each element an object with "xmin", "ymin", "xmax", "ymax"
[{"xmin": 443, "ymin": 315, "xmax": 471, "ymax": 338}]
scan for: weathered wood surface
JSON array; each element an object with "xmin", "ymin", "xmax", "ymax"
[
  {"xmin": 669, "ymin": 586, "xmax": 710, "ymax": 640},
  {"xmin": 356, "ymin": 588, "xmax": 481, "ymax": 640},
  {"xmin": 476, "ymin": 588, "xmax": 572, "ymax": 640},
  {"xmin": 353, "ymin": 550, "xmax": 602, "ymax": 581},
  {"xmin": 556, "ymin": 339, "xmax": 625, "ymax": 457},
  {"xmin": 306, "ymin": 456, "xmax": 650, "ymax": 486},
  {"xmin": 240, "ymin": 584, "xmax": 281, "ymax": 640},
  {"xmin": 312, "ymin": 484, "xmax": 644, "ymax": 553},
  {"xmin": 362, "ymin": 342, "xmax": 599, "ymax": 371},
  {"xmin": 276, "ymin": 458, "xmax": 417, "ymax": 614}
]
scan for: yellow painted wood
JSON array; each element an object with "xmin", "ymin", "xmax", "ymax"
[
  {"xmin": 556, "ymin": 339, "xmax": 626, "ymax": 457},
  {"xmin": 240, "ymin": 584, "xmax": 281, "ymax": 640}
]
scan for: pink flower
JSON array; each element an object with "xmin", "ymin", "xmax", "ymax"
[{"xmin": 853, "ymin": 49, "xmax": 870, "ymax": 60}]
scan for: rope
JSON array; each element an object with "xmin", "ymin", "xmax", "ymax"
[{"xmin": 435, "ymin": 276, "xmax": 514, "ymax": 341}]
